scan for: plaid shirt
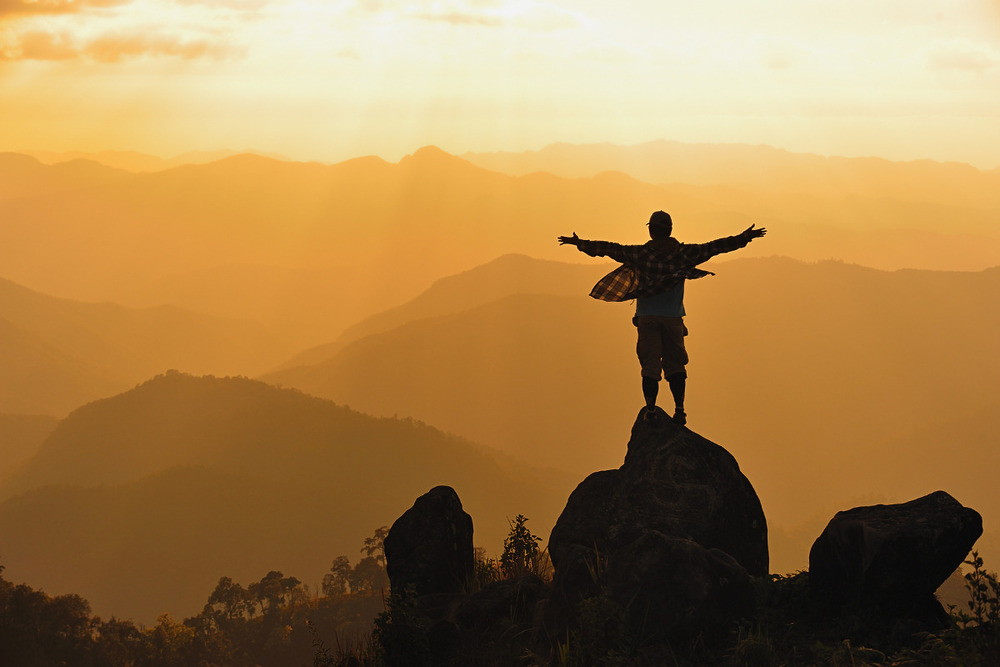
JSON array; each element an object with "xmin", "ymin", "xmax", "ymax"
[{"xmin": 576, "ymin": 233, "xmax": 751, "ymax": 302}]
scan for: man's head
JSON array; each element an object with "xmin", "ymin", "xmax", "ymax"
[{"xmin": 648, "ymin": 210, "xmax": 673, "ymax": 239}]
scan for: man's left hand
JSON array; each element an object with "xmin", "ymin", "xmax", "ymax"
[
  {"xmin": 558, "ymin": 233, "xmax": 581, "ymax": 246},
  {"xmin": 743, "ymin": 224, "xmax": 767, "ymax": 240}
]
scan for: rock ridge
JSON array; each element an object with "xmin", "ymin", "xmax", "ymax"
[{"xmin": 548, "ymin": 405, "xmax": 769, "ymax": 578}]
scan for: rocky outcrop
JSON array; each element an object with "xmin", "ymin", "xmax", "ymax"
[
  {"xmin": 376, "ymin": 415, "xmax": 989, "ymax": 663},
  {"xmin": 542, "ymin": 406, "xmax": 766, "ymax": 646},
  {"xmin": 809, "ymin": 490, "xmax": 982, "ymax": 618},
  {"xmin": 384, "ymin": 485, "xmax": 475, "ymax": 598},
  {"xmin": 548, "ymin": 406, "xmax": 768, "ymax": 577}
]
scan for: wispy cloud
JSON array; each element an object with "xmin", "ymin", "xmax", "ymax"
[
  {"xmin": 0, "ymin": 0, "xmax": 132, "ymax": 18},
  {"xmin": 0, "ymin": 0, "xmax": 248, "ymax": 62},
  {"xmin": 1, "ymin": 28, "xmax": 238, "ymax": 60},
  {"xmin": 927, "ymin": 40, "xmax": 999, "ymax": 73},
  {"xmin": 11, "ymin": 29, "xmax": 76, "ymax": 59},
  {"xmin": 85, "ymin": 32, "xmax": 235, "ymax": 62},
  {"xmin": 759, "ymin": 39, "xmax": 802, "ymax": 71},
  {"xmin": 352, "ymin": 0, "xmax": 581, "ymax": 31}
]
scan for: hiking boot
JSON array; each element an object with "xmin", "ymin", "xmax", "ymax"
[
  {"xmin": 642, "ymin": 406, "xmax": 658, "ymax": 423},
  {"xmin": 672, "ymin": 409, "xmax": 687, "ymax": 426}
]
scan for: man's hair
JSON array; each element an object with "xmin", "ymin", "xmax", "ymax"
[{"xmin": 648, "ymin": 210, "xmax": 673, "ymax": 239}]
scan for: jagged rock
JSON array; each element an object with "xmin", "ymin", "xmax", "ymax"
[
  {"xmin": 384, "ymin": 485, "xmax": 475, "ymax": 599},
  {"xmin": 809, "ymin": 490, "xmax": 983, "ymax": 616},
  {"xmin": 548, "ymin": 406, "xmax": 768, "ymax": 577},
  {"xmin": 602, "ymin": 531, "xmax": 756, "ymax": 643}
]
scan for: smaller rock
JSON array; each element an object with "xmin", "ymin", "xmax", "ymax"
[
  {"xmin": 809, "ymin": 490, "xmax": 983, "ymax": 616},
  {"xmin": 384, "ymin": 485, "xmax": 475, "ymax": 599}
]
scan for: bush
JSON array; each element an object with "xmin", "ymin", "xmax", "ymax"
[{"xmin": 500, "ymin": 514, "xmax": 544, "ymax": 580}]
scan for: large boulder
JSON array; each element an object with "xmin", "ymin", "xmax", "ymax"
[
  {"xmin": 809, "ymin": 490, "xmax": 983, "ymax": 615},
  {"xmin": 601, "ymin": 531, "xmax": 756, "ymax": 643},
  {"xmin": 384, "ymin": 485, "xmax": 475, "ymax": 598},
  {"xmin": 548, "ymin": 406, "xmax": 768, "ymax": 577}
]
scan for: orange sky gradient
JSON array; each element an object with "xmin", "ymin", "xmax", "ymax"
[{"xmin": 2, "ymin": 0, "xmax": 999, "ymax": 167}]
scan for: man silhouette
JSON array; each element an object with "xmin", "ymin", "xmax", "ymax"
[{"xmin": 559, "ymin": 211, "xmax": 766, "ymax": 424}]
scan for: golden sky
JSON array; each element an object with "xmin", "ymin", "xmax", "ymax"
[{"xmin": 1, "ymin": 0, "xmax": 998, "ymax": 167}]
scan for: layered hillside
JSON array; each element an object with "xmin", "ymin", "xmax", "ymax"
[
  {"xmin": 0, "ymin": 277, "xmax": 289, "ymax": 415},
  {"xmin": 273, "ymin": 253, "xmax": 610, "ymax": 370},
  {"xmin": 463, "ymin": 140, "xmax": 1000, "ymax": 210},
  {"xmin": 0, "ymin": 373, "xmax": 568, "ymax": 623},
  {"xmin": 4, "ymin": 144, "xmax": 1000, "ymax": 354},
  {"xmin": 0, "ymin": 413, "xmax": 58, "ymax": 483}
]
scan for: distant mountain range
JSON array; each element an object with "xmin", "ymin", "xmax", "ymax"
[
  {"xmin": 0, "ymin": 413, "xmax": 58, "ymax": 483},
  {"xmin": 463, "ymin": 139, "xmax": 1000, "ymax": 210},
  {"xmin": 0, "ymin": 276, "xmax": 291, "ymax": 415},
  {"xmin": 3, "ymin": 142, "xmax": 999, "ymax": 359},
  {"xmin": 272, "ymin": 253, "xmax": 610, "ymax": 371},
  {"xmin": 18, "ymin": 148, "xmax": 291, "ymax": 172},
  {"xmin": 0, "ymin": 372, "xmax": 568, "ymax": 624}
]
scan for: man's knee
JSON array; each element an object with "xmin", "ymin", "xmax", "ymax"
[{"xmin": 665, "ymin": 371, "xmax": 687, "ymax": 382}]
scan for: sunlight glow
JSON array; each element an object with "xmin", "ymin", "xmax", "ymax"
[{"xmin": 1, "ymin": 0, "xmax": 998, "ymax": 166}]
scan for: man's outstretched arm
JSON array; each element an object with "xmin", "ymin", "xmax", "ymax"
[
  {"xmin": 558, "ymin": 232, "xmax": 645, "ymax": 265},
  {"xmin": 681, "ymin": 224, "xmax": 767, "ymax": 265}
]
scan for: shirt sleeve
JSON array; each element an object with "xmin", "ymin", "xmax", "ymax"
[
  {"xmin": 575, "ymin": 239, "xmax": 646, "ymax": 265},
  {"xmin": 678, "ymin": 232, "xmax": 751, "ymax": 266}
]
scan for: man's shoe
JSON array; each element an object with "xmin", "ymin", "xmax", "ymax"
[
  {"xmin": 642, "ymin": 406, "xmax": 658, "ymax": 423},
  {"xmin": 672, "ymin": 409, "xmax": 687, "ymax": 426}
]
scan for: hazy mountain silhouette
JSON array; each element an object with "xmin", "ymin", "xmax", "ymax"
[
  {"xmin": 462, "ymin": 139, "xmax": 1000, "ymax": 210},
  {"xmin": 0, "ymin": 413, "xmax": 58, "ymax": 486},
  {"xmin": 264, "ymin": 255, "xmax": 1000, "ymax": 573},
  {"xmin": 0, "ymin": 372, "xmax": 567, "ymax": 624},
  {"xmin": 20, "ymin": 149, "xmax": 290, "ymax": 172},
  {"xmin": 4, "ymin": 145, "xmax": 1000, "ymax": 355},
  {"xmin": 0, "ymin": 276, "xmax": 291, "ymax": 415},
  {"xmin": 271, "ymin": 254, "xmax": 610, "ymax": 371}
]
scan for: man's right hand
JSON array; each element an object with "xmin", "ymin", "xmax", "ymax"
[
  {"xmin": 558, "ymin": 233, "xmax": 580, "ymax": 246},
  {"xmin": 742, "ymin": 224, "xmax": 767, "ymax": 240}
]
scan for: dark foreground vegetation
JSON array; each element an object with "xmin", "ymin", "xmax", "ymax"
[
  {"xmin": 2, "ymin": 520, "xmax": 999, "ymax": 666},
  {"xmin": 0, "ymin": 529, "xmax": 390, "ymax": 667}
]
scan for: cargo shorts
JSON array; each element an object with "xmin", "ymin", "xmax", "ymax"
[{"xmin": 634, "ymin": 315, "xmax": 688, "ymax": 380}]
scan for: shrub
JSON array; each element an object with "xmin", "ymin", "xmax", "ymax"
[{"xmin": 500, "ymin": 514, "xmax": 543, "ymax": 579}]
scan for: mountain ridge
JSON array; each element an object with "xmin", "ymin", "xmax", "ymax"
[
  {"xmin": 0, "ymin": 275, "xmax": 292, "ymax": 416},
  {"xmin": 462, "ymin": 139, "xmax": 1000, "ymax": 209}
]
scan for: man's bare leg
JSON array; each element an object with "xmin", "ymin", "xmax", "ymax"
[{"xmin": 642, "ymin": 376, "xmax": 658, "ymax": 409}]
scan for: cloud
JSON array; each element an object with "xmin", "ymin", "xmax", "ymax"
[
  {"xmin": 412, "ymin": 7, "xmax": 504, "ymax": 27},
  {"xmin": 577, "ymin": 43, "xmax": 636, "ymax": 66},
  {"xmin": 352, "ymin": 0, "xmax": 580, "ymax": 31},
  {"xmin": 1, "ymin": 27, "xmax": 237, "ymax": 61},
  {"xmin": 927, "ymin": 40, "xmax": 1000, "ymax": 73},
  {"xmin": 6, "ymin": 28, "xmax": 76, "ymax": 59},
  {"xmin": 0, "ymin": 0, "xmax": 132, "ymax": 18},
  {"xmin": 758, "ymin": 39, "xmax": 802, "ymax": 71},
  {"xmin": 84, "ymin": 32, "xmax": 234, "ymax": 62},
  {"xmin": 171, "ymin": 0, "xmax": 274, "ymax": 11}
]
